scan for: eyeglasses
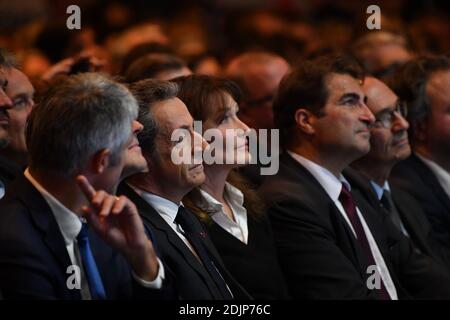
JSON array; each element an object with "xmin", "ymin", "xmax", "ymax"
[{"xmin": 373, "ymin": 101, "xmax": 408, "ymax": 129}]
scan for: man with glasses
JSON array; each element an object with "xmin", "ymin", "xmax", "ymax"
[
  {"xmin": 390, "ymin": 56, "xmax": 450, "ymax": 254},
  {"xmin": 0, "ymin": 50, "xmax": 14, "ymax": 199},
  {"xmin": 349, "ymin": 76, "xmax": 450, "ymax": 267},
  {"xmin": 260, "ymin": 54, "xmax": 450, "ymax": 299},
  {"xmin": 0, "ymin": 51, "xmax": 35, "ymax": 188}
]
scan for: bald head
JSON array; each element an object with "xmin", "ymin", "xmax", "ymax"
[
  {"xmin": 363, "ymin": 76, "xmax": 398, "ymax": 115},
  {"xmin": 225, "ymin": 52, "xmax": 290, "ymax": 130}
]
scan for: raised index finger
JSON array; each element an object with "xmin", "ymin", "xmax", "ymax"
[{"xmin": 76, "ymin": 175, "xmax": 96, "ymax": 201}]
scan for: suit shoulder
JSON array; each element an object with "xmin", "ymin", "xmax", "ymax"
[{"xmin": 0, "ymin": 200, "xmax": 45, "ymax": 252}]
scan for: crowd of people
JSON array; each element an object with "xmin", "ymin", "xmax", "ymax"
[{"xmin": 0, "ymin": 0, "xmax": 449, "ymax": 300}]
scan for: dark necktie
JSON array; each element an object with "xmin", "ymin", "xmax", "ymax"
[
  {"xmin": 380, "ymin": 190, "xmax": 409, "ymax": 237},
  {"xmin": 175, "ymin": 206, "xmax": 233, "ymax": 299},
  {"xmin": 339, "ymin": 183, "xmax": 391, "ymax": 300},
  {"xmin": 77, "ymin": 223, "xmax": 106, "ymax": 300}
]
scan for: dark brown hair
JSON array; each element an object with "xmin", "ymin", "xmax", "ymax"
[
  {"xmin": 386, "ymin": 55, "xmax": 450, "ymax": 144},
  {"xmin": 273, "ymin": 53, "xmax": 364, "ymax": 148},
  {"xmin": 172, "ymin": 74, "xmax": 242, "ymax": 123},
  {"xmin": 129, "ymin": 79, "xmax": 179, "ymax": 156},
  {"xmin": 174, "ymin": 74, "xmax": 264, "ymax": 222}
]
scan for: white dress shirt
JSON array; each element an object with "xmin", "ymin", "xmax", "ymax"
[
  {"xmin": 130, "ymin": 186, "xmax": 197, "ymax": 255},
  {"xmin": 417, "ymin": 154, "xmax": 450, "ymax": 198},
  {"xmin": 24, "ymin": 169, "xmax": 164, "ymax": 299},
  {"xmin": 197, "ymin": 183, "xmax": 249, "ymax": 244},
  {"xmin": 370, "ymin": 181, "xmax": 409, "ymax": 237},
  {"xmin": 129, "ymin": 185, "xmax": 234, "ymax": 298},
  {"xmin": 0, "ymin": 179, "xmax": 5, "ymax": 199},
  {"xmin": 287, "ymin": 151, "xmax": 398, "ymax": 300}
]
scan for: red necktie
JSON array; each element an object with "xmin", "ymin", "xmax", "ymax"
[{"xmin": 339, "ymin": 183, "xmax": 391, "ymax": 300}]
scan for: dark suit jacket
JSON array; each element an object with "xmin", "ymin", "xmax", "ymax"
[
  {"xmin": 0, "ymin": 155, "xmax": 22, "ymax": 194},
  {"xmin": 391, "ymin": 154, "xmax": 450, "ymax": 252},
  {"xmin": 344, "ymin": 168, "xmax": 450, "ymax": 267},
  {"xmin": 118, "ymin": 182, "xmax": 251, "ymax": 300},
  {"xmin": 0, "ymin": 175, "xmax": 172, "ymax": 300},
  {"xmin": 259, "ymin": 152, "xmax": 450, "ymax": 299}
]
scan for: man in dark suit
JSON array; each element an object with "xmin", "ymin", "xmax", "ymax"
[
  {"xmin": 0, "ymin": 50, "xmax": 35, "ymax": 197},
  {"xmin": 120, "ymin": 79, "xmax": 250, "ymax": 300},
  {"xmin": 350, "ymin": 76, "xmax": 450, "ymax": 267},
  {"xmin": 0, "ymin": 73, "xmax": 168, "ymax": 299},
  {"xmin": 389, "ymin": 55, "xmax": 450, "ymax": 251},
  {"xmin": 0, "ymin": 49, "xmax": 14, "ymax": 199},
  {"xmin": 260, "ymin": 53, "xmax": 450, "ymax": 299}
]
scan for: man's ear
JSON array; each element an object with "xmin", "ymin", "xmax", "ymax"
[
  {"xmin": 294, "ymin": 108, "xmax": 315, "ymax": 135},
  {"xmin": 91, "ymin": 148, "xmax": 111, "ymax": 174}
]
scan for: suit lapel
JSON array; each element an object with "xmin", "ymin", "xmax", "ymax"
[
  {"xmin": 282, "ymin": 154, "xmax": 370, "ymax": 275},
  {"xmin": 15, "ymin": 176, "xmax": 80, "ymax": 299},
  {"xmin": 412, "ymin": 154, "xmax": 450, "ymax": 212},
  {"xmin": 183, "ymin": 208, "xmax": 252, "ymax": 299},
  {"xmin": 118, "ymin": 183, "xmax": 219, "ymax": 295},
  {"xmin": 391, "ymin": 188, "xmax": 431, "ymax": 254}
]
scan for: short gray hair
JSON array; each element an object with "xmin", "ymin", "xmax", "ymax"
[
  {"xmin": 27, "ymin": 73, "xmax": 138, "ymax": 176},
  {"xmin": 129, "ymin": 79, "xmax": 179, "ymax": 156}
]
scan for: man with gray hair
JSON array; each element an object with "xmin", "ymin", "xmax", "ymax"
[
  {"xmin": 390, "ymin": 55, "xmax": 450, "ymax": 252},
  {"xmin": 0, "ymin": 73, "xmax": 168, "ymax": 299}
]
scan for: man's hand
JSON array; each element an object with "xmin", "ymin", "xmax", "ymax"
[{"xmin": 76, "ymin": 175, "xmax": 159, "ymax": 282}]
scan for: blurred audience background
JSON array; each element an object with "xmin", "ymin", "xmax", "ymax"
[{"xmin": 0, "ymin": 0, "xmax": 448, "ymax": 93}]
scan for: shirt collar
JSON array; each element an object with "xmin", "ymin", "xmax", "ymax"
[
  {"xmin": 287, "ymin": 151, "xmax": 350, "ymax": 201},
  {"xmin": 130, "ymin": 185, "xmax": 181, "ymax": 224},
  {"xmin": 370, "ymin": 180, "xmax": 391, "ymax": 200},
  {"xmin": 0, "ymin": 179, "xmax": 4, "ymax": 199},
  {"xmin": 24, "ymin": 168, "xmax": 82, "ymax": 245},
  {"xmin": 197, "ymin": 182, "xmax": 245, "ymax": 213}
]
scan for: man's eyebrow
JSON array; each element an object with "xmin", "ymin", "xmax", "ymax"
[
  {"xmin": 178, "ymin": 124, "xmax": 192, "ymax": 130},
  {"xmin": 374, "ymin": 100, "xmax": 399, "ymax": 117},
  {"xmin": 338, "ymin": 92, "xmax": 361, "ymax": 102}
]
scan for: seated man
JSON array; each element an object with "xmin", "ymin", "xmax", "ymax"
[
  {"xmin": 0, "ymin": 73, "xmax": 168, "ymax": 299},
  {"xmin": 390, "ymin": 56, "xmax": 450, "ymax": 252},
  {"xmin": 350, "ymin": 76, "xmax": 450, "ymax": 267},
  {"xmin": 119, "ymin": 79, "xmax": 250, "ymax": 299},
  {"xmin": 259, "ymin": 53, "xmax": 450, "ymax": 299},
  {"xmin": 0, "ymin": 51, "xmax": 35, "ymax": 191},
  {"xmin": 0, "ymin": 50, "xmax": 14, "ymax": 198}
]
